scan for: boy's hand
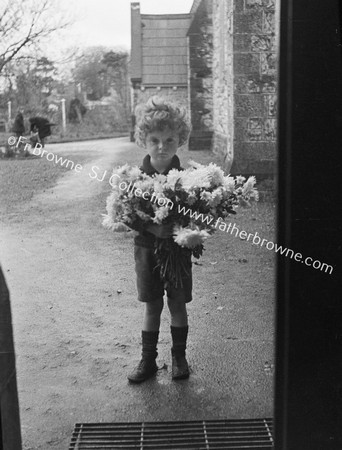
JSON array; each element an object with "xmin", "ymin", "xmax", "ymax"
[{"xmin": 146, "ymin": 223, "xmax": 174, "ymax": 238}]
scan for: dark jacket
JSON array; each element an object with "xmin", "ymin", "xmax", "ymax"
[
  {"xmin": 29, "ymin": 117, "xmax": 53, "ymax": 140},
  {"xmin": 12, "ymin": 113, "xmax": 25, "ymax": 136}
]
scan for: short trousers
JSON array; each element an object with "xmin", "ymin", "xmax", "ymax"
[{"xmin": 134, "ymin": 244, "xmax": 192, "ymax": 303}]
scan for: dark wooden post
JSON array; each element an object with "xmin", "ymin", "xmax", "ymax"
[
  {"xmin": 0, "ymin": 266, "xmax": 22, "ymax": 449},
  {"xmin": 275, "ymin": 0, "xmax": 342, "ymax": 448},
  {"xmin": 130, "ymin": 2, "xmax": 142, "ymax": 85}
]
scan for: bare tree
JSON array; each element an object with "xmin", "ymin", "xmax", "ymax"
[{"xmin": 0, "ymin": 0, "xmax": 71, "ymax": 74}]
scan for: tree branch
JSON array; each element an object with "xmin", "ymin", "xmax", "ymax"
[{"xmin": 0, "ymin": 0, "xmax": 71, "ymax": 74}]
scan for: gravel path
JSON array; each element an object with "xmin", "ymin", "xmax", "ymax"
[{"xmin": 0, "ymin": 137, "xmax": 275, "ymax": 449}]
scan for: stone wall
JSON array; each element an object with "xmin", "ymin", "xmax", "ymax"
[
  {"xmin": 213, "ymin": 0, "xmax": 279, "ymax": 177},
  {"xmin": 212, "ymin": 0, "xmax": 234, "ymax": 169},
  {"xmin": 188, "ymin": 0, "xmax": 214, "ymax": 150},
  {"xmin": 132, "ymin": 85, "xmax": 188, "ymax": 111}
]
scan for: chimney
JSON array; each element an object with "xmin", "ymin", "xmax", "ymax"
[{"xmin": 131, "ymin": 3, "xmax": 142, "ymax": 85}]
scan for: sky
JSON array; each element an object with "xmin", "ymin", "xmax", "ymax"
[{"xmin": 57, "ymin": 0, "xmax": 194, "ymax": 52}]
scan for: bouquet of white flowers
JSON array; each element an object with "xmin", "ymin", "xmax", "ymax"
[{"xmin": 102, "ymin": 161, "xmax": 258, "ymax": 288}]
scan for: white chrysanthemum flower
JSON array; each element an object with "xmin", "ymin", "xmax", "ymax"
[
  {"xmin": 127, "ymin": 166, "xmax": 143, "ymax": 180},
  {"xmin": 114, "ymin": 163, "xmax": 131, "ymax": 176},
  {"xmin": 166, "ymin": 169, "xmax": 183, "ymax": 190},
  {"xmin": 105, "ymin": 191, "xmax": 120, "ymax": 218},
  {"xmin": 153, "ymin": 173, "xmax": 167, "ymax": 184},
  {"xmin": 109, "ymin": 170, "xmax": 121, "ymax": 187},
  {"xmin": 150, "ymin": 174, "xmax": 166, "ymax": 194},
  {"xmin": 199, "ymin": 188, "xmax": 222, "ymax": 207},
  {"xmin": 242, "ymin": 176, "xmax": 256, "ymax": 195},
  {"xmin": 236, "ymin": 175, "xmax": 246, "ymax": 185},
  {"xmin": 135, "ymin": 178, "xmax": 154, "ymax": 194},
  {"xmin": 152, "ymin": 206, "xmax": 170, "ymax": 224},
  {"xmin": 103, "ymin": 190, "xmax": 132, "ymax": 229},
  {"xmin": 222, "ymin": 175, "xmax": 236, "ymax": 192},
  {"xmin": 179, "ymin": 168, "xmax": 211, "ymax": 190},
  {"xmin": 173, "ymin": 225, "xmax": 210, "ymax": 249},
  {"xmin": 238, "ymin": 176, "xmax": 259, "ymax": 202},
  {"xmin": 210, "ymin": 188, "xmax": 223, "ymax": 206},
  {"xmin": 187, "ymin": 161, "xmax": 225, "ymax": 186},
  {"xmin": 153, "ymin": 180, "xmax": 165, "ymax": 195},
  {"xmin": 207, "ymin": 163, "xmax": 225, "ymax": 185},
  {"xmin": 251, "ymin": 190, "xmax": 259, "ymax": 201},
  {"xmin": 200, "ymin": 191, "xmax": 212, "ymax": 202},
  {"xmin": 109, "ymin": 164, "xmax": 142, "ymax": 188},
  {"xmin": 101, "ymin": 214, "xmax": 115, "ymax": 230}
]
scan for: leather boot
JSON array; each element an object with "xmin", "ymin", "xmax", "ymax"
[
  {"xmin": 127, "ymin": 330, "xmax": 159, "ymax": 383},
  {"xmin": 171, "ymin": 325, "xmax": 190, "ymax": 380}
]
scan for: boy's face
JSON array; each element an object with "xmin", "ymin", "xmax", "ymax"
[{"xmin": 145, "ymin": 127, "xmax": 180, "ymax": 165}]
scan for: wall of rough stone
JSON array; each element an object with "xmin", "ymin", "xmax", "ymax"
[
  {"xmin": 188, "ymin": 0, "xmax": 214, "ymax": 150},
  {"xmin": 132, "ymin": 86, "xmax": 188, "ymax": 111},
  {"xmin": 213, "ymin": 0, "xmax": 279, "ymax": 177},
  {"xmin": 212, "ymin": 0, "xmax": 234, "ymax": 169}
]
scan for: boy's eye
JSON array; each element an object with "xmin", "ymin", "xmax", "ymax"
[
  {"xmin": 166, "ymin": 138, "xmax": 174, "ymax": 143},
  {"xmin": 151, "ymin": 138, "xmax": 159, "ymax": 144}
]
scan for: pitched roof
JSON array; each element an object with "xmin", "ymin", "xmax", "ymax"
[
  {"xmin": 188, "ymin": 0, "xmax": 212, "ymax": 35},
  {"xmin": 190, "ymin": 0, "xmax": 202, "ymax": 14},
  {"xmin": 140, "ymin": 14, "xmax": 191, "ymax": 85}
]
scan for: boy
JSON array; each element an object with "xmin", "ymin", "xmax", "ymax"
[{"xmin": 127, "ymin": 96, "xmax": 192, "ymax": 383}]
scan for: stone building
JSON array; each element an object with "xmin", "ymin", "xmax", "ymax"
[
  {"xmin": 187, "ymin": 0, "xmax": 214, "ymax": 150},
  {"xmin": 130, "ymin": 3, "xmax": 190, "ymax": 112},
  {"xmin": 130, "ymin": 0, "xmax": 279, "ymax": 177},
  {"xmin": 212, "ymin": 0, "xmax": 279, "ymax": 176}
]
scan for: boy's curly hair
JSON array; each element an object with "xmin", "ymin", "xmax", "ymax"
[{"xmin": 134, "ymin": 96, "xmax": 191, "ymax": 148}]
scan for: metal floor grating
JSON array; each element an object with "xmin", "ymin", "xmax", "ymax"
[{"xmin": 69, "ymin": 418, "xmax": 273, "ymax": 449}]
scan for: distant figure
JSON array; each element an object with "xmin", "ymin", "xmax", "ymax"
[
  {"xmin": 29, "ymin": 117, "xmax": 55, "ymax": 148},
  {"xmin": 12, "ymin": 111, "xmax": 25, "ymax": 138},
  {"xmin": 29, "ymin": 124, "xmax": 41, "ymax": 148},
  {"xmin": 68, "ymin": 98, "xmax": 87, "ymax": 123},
  {"xmin": 130, "ymin": 114, "xmax": 136, "ymax": 142}
]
